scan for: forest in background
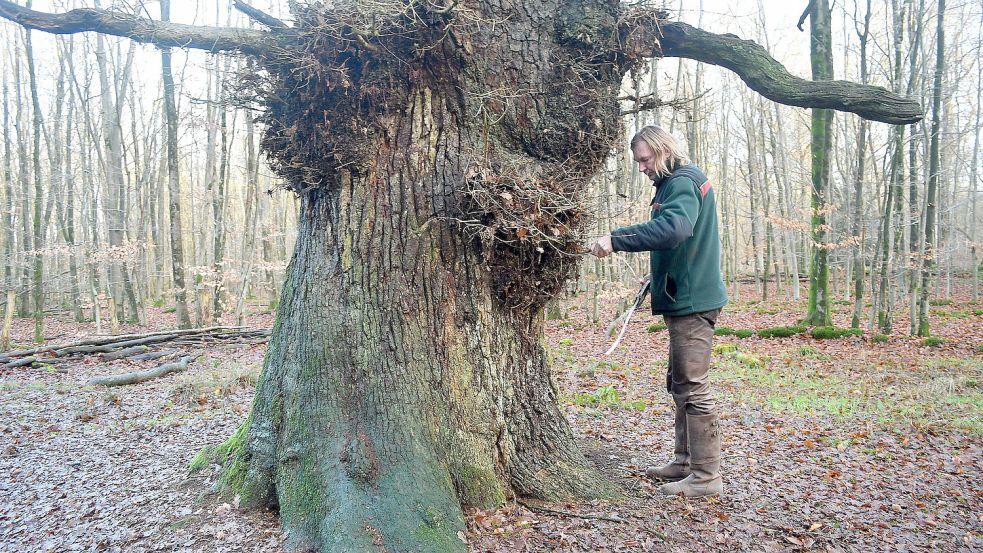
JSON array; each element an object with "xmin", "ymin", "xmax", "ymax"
[{"xmin": 0, "ymin": 0, "xmax": 981, "ymax": 342}]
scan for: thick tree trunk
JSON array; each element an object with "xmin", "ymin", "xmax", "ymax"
[
  {"xmin": 233, "ymin": 182, "xmax": 611, "ymax": 549},
  {"xmin": 208, "ymin": 4, "xmax": 626, "ymax": 549}
]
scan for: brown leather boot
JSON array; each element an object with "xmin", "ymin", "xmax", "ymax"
[
  {"xmin": 645, "ymin": 395, "xmax": 690, "ymax": 481},
  {"xmin": 658, "ymin": 413, "xmax": 721, "ymax": 497}
]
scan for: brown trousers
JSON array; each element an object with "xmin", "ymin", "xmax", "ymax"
[{"xmin": 664, "ymin": 308, "xmax": 721, "ymax": 416}]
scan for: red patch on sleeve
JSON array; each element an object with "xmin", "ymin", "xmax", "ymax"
[{"xmin": 700, "ymin": 181, "xmax": 712, "ymax": 198}]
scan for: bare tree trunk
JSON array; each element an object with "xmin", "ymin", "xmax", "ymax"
[
  {"xmin": 1, "ymin": 50, "xmax": 15, "ymax": 323},
  {"xmin": 61, "ymin": 62, "xmax": 83, "ymax": 323},
  {"xmin": 24, "ymin": 25, "xmax": 45, "ymax": 342},
  {"xmin": 972, "ymin": 12, "xmax": 982, "ymax": 303},
  {"xmin": 234, "ymin": 91, "xmax": 261, "ymax": 325},
  {"xmin": 851, "ymin": 0, "xmax": 872, "ymax": 329},
  {"xmin": 213, "ymin": 79, "xmax": 233, "ymax": 319},
  {"xmin": 160, "ymin": 0, "xmax": 192, "ymax": 329},
  {"xmin": 744, "ymin": 100, "xmax": 763, "ymax": 296},
  {"xmin": 907, "ymin": 0, "xmax": 926, "ymax": 334},
  {"xmin": 13, "ymin": 39, "xmax": 32, "ymax": 318},
  {"xmin": 93, "ymin": 24, "xmax": 138, "ymax": 323},
  {"xmin": 917, "ymin": 0, "xmax": 945, "ymax": 336}
]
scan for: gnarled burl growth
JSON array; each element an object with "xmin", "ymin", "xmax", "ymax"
[{"xmin": 0, "ymin": 1, "xmax": 924, "ymax": 551}]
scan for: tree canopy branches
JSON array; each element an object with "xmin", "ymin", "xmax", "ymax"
[{"xmin": 0, "ymin": 1, "xmax": 923, "ymax": 125}]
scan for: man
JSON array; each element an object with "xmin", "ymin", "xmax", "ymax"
[{"xmin": 591, "ymin": 125, "xmax": 728, "ymax": 498}]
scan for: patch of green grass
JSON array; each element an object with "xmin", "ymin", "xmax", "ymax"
[
  {"xmin": 935, "ymin": 310, "xmax": 972, "ymax": 319},
  {"xmin": 928, "ymin": 298, "xmax": 953, "ymax": 306},
  {"xmin": 921, "ymin": 336, "xmax": 944, "ymax": 347},
  {"xmin": 558, "ymin": 338, "xmax": 574, "ymax": 347},
  {"xmin": 573, "ymin": 385, "xmax": 646, "ymax": 411},
  {"xmin": 798, "ymin": 345, "xmax": 819, "ymax": 357},
  {"xmin": 713, "ymin": 343, "xmax": 738, "ymax": 354},
  {"xmin": 972, "ymin": 309, "xmax": 983, "ymax": 316},
  {"xmin": 647, "ymin": 323, "xmax": 667, "ymax": 333},
  {"xmin": 592, "ymin": 359, "xmax": 623, "ymax": 372},
  {"xmin": 715, "ymin": 327, "xmax": 754, "ymax": 338},
  {"xmin": 574, "ymin": 366, "xmax": 595, "ymax": 378},
  {"xmin": 716, "ymin": 348, "xmax": 766, "ymax": 369},
  {"xmin": 169, "ymin": 363, "xmax": 259, "ymax": 405},
  {"xmin": 0, "ymin": 380, "xmax": 49, "ymax": 394},
  {"xmin": 718, "ymin": 353, "xmax": 983, "ymax": 435},
  {"xmin": 162, "ymin": 307, "xmax": 176, "ymax": 314},
  {"xmin": 872, "ymin": 334, "xmax": 889, "ymax": 343},
  {"xmin": 152, "ymin": 298, "xmax": 166, "ymax": 308},
  {"xmin": 811, "ymin": 326, "xmax": 864, "ymax": 339},
  {"xmin": 833, "ymin": 299, "xmax": 852, "ymax": 305},
  {"xmin": 757, "ymin": 325, "xmax": 806, "ymax": 338}
]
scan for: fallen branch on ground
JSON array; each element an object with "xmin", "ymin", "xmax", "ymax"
[
  {"xmin": 0, "ymin": 327, "xmax": 271, "ymax": 369},
  {"xmin": 87, "ymin": 355, "xmax": 196, "ymax": 387}
]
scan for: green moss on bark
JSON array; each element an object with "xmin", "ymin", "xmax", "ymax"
[
  {"xmin": 452, "ymin": 463, "xmax": 506, "ymax": 509},
  {"xmin": 188, "ymin": 417, "xmax": 254, "ymax": 501}
]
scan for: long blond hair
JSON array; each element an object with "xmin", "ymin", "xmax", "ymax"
[{"xmin": 630, "ymin": 125, "xmax": 690, "ymax": 178}]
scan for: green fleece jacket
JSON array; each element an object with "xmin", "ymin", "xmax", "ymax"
[{"xmin": 610, "ymin": 164, "xmax": 728, "ymax": 316}]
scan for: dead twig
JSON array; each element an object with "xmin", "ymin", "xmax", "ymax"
[{"xmin": 517, "ymin": 500, "xmax": 627, "ymax": 523}]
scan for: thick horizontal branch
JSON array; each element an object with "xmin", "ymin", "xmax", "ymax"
[
  {"xmin": 0, "ymin": 0, "xmax": 280, "ymax": 56},
  {"xmin": 624, "ymin": 17, "xmax": 923, "ymax": 125}
]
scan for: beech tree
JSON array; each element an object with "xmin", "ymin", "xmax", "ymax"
[{"xmin": 0, "ymin": 1, "xmax": 922, "ymax": 551}]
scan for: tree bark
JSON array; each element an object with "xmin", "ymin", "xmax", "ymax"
[
  {"xmin": 803, "ymin": 0, "xmax": 834, "ymax": 327},
  {"xmin": 917, "ymin": 0, "xmax": 945, "ymax": 336},
  {"xmin": 24, "ymin": 22, "xmax": 45, "ymax": 342},
  {"xmin": 850, "ymin": 0, "xmax": 871, "ymax": 329},
  {"xmin": 160, "ymin": 0, "xmax": 192, "ymax": 329},
  {"xmin": 971, "ymin": 9, "xmax": 982, "ymax": 303},
  {"xmin": 1, "ymin": 50, "xmax": 15, "ymax": 321}
]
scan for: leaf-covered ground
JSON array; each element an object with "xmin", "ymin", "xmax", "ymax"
[{"xmin": 1, "ymin": 286, "xmax": 981, "ymax": 552}]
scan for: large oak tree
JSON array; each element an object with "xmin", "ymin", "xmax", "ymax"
[{"xmin": 0, "ymin": 1, "xmax": 921, "ymax": 551}]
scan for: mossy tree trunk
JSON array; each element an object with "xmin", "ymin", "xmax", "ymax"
[
  {"xmin": 218, "ymin": 3, "xmax": 627, "ymax": 550},
  {"xmin": 803, "ymin": 0, "xmax": 834, "ymax": 327}
]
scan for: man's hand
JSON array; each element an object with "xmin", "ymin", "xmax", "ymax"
[{"xmin": 590, "ymin": 235, "xmax": 614, "ymax": 258}]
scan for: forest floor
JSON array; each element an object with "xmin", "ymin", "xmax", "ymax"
[{"xmin": 0, "ymin": 284, "xmax": 981, "ymax": 552}]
